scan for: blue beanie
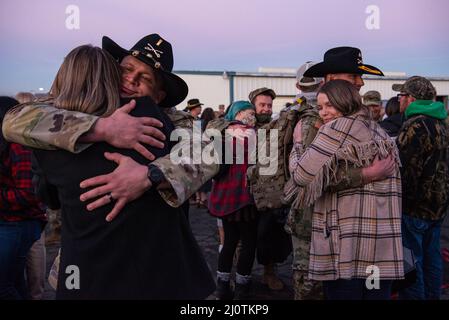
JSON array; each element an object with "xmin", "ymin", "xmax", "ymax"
[{"xmin": 225, "ymin": 100, "xmax": 255, "ymax": 121}]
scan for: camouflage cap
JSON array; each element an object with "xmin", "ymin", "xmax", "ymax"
[
  {"xmin": 363, "ymin": 90, "xmax": 382, "ymax": 106},
  {"xmin": 392, "ymin": 76, "xmax": 436, "ymax": 100},
  {"xmin": 248, "ymin": 87, "xmax": 276, "ymax": 103}
]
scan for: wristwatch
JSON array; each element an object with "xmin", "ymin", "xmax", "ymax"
[{"xmin": 147, "ymin": 164, "xmax": 165, "ymax": 189}]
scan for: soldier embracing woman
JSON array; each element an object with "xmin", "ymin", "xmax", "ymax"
[{"xmin": 288, "ymin": 79, "xmax": 405, "ymax": 300}]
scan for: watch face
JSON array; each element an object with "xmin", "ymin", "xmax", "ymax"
[
  {"xmin": 149, "ymin": 166, "xmax": 163, "ymax": 184},
  {"xmin": 151, "ymin": 170, "xmax": 162, "ymax": 182}
]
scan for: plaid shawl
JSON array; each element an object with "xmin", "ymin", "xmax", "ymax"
[{"xmin": 289, "ymin": 110, "xmax": 404, "ymax": 281}]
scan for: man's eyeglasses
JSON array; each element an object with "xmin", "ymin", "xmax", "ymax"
[{"xmin": 397, "ymin": 93, "xmax": 409, "ymax": 99}]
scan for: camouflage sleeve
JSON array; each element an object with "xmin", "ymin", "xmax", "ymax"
[
  {"xmin": 325, "ymin": 167, "xmax": 363, "ymax": 193},
  {"xmin": 152, "ymin": 110, "xmax": 223, "ymax": 207},
  {"xmin": 153, "ymin": 139, "xmax": 220, "ymax": 207},
  {"xmin": 2, "ymin": 102, "xmax": 97, "ymax": 153}
]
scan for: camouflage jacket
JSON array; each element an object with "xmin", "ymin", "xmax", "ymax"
[
  {"xmin": 2, "ymin": 102, "xmax": 219, "ymax": 208},
  {"xmin": 247, "ymin": 100, "xmax": 322, "ymax": 211},
  {"xmin": 397, "ymin": 113, "xmax": 449, "ymax": 220}
]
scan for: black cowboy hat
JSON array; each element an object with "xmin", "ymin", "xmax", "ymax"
[
  {"xmin": 303, "ymin": 47, "xmax": 384, "ymax": 78},
  {"xmin": 102, "ymin": 34, "xmax": 188, "ymax": 108}
]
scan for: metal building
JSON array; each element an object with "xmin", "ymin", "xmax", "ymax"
[{"xmin": 175, "ymin": 70, "xmax": 449, "ymax": 113}]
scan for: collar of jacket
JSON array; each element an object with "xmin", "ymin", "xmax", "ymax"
[{"xmin": 405, "ymin": 100, "xmax": 447, "ymax": 120}]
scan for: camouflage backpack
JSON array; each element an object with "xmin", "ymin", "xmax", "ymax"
[{"xmin": 247, "ymin": 103, "xmax": 320, "ymax": 210}]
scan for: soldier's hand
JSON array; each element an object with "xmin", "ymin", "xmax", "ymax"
[
  {"xmin": 79, "ymin": 152, "xmax": 151, "ymax": 222},
  {"xmin": 362, "ymin": 155, "xmax": 396, "ymax": 183},
  {"xmin": 96, "ymin": 100, "xmax": 166, "ymax": 161}
]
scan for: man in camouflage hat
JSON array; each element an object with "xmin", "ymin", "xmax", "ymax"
[
  {"xmin": 363, "ymin": 90, "xmax": 383, "ymax": 122},
  {"xmin": 248, "ymin": 87, "xmax": 276, "ymax": 126},
  {"xmin": 247, "ymin": 87, "xmax": 292, "ymax": 291},
  {"xmin": 394, "ymin": 76, "xmax": 449, "ymax": 300},
  {"xmin": 283, "ymin": 61, "xmax": 325, "ymax": 299}
]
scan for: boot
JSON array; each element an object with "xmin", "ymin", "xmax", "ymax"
[
  {"xmin": 215, "ymin": 279, "xmax": 233, "ymax": 300},
  {"xmin": 234, "ymin": 282, "xmax": 251, "ymax": 300},
  {"xmin": 262, "ymin": 263, "xmax": 284, "ymax": 290}
]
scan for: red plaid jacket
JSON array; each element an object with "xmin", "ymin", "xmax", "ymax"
[
  {"xmin": 208, "ymin": 124, "xmax": 254, "ymax": 217},
  {"xmin": 0, "ymin": 143, "xmax": 46, "ymax": 222}
]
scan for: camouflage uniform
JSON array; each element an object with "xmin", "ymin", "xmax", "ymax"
[{"xmin": 2, "ymin": 102, "xmax": 219, "ymax": 208}]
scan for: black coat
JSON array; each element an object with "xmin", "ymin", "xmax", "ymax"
[
  {"xmin": 379, "ymin": 113, "xmax": 404, "ymax": 138},
  {"xmin": 34, "ymin": 97, "xmax": 215, "ymax": 299}
]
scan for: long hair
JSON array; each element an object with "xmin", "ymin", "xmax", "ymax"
[
  {"xmin": 385, "ymin": 96, "xmax": 400, "ymax": 117},
  {"xmin": 318, "ymin": 79, "xmax": 364, "ymax": 116},
  {"xmin": 50, "ymin": 45, "xmax": 121, "ymax": 117},
  {"xmin": 200, "ymin": 107, "xmax": 216, "ymax": 130}
]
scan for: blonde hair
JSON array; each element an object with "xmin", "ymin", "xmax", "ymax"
[
  {"xmin": 15, "ymin": 92, "xmax": 35, "ymax": 104},
  {"xmin": 50, "ymin": 45, "xmax": 121, "ymax": 117}
]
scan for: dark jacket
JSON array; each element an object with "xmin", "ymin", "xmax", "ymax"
[
  {"xmin": 397, "ymin": 113, "xmax": 449, "ymax": 220},
  {"xmin": 380, "ymin": 113, "xmax": 404, "ymax": 138},
  {"xmin": 33, "ymin": 97, "xmax": 215, "ymax": 299}
]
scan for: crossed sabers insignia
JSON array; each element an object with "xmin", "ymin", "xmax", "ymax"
[{"xmin": 144, "ymin": 43, "xmax": 163, "ymax": 58}]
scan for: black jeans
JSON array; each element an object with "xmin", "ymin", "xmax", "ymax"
[
  {"xmin": 323, "ymin": 279, "xmax": 393, "ymax": 300},
  {"xmin": 256, "ymin": 210, "xmax": 292, "ymax": 265},
  {"xmin": 218, "ymin": 215, "xmax": 259, "ymax": 276}
]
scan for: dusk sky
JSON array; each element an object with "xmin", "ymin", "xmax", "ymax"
[{"xmin": 1, "ymin": 0, "xmax": 448, "ymax": 95}]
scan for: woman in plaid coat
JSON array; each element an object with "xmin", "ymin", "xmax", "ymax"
[{"xmin": 289, "ymin": 80, "xmax": 404, "ymax": 299}]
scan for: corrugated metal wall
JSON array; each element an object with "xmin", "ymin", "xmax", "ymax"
[
  {"xmin": 176, "ymin": 73, "xmax": 230, "ymax": 109},
  {"xmin": 361, "ymin": 79, "xmax": 449, "ymax": 100},
  {"xmin": 175, "ymin": 72, "xmax": 449, "ymax": 112},
  {"xmin": 233, "ymin": 76, "xmax": 296, "ymax": 100}
]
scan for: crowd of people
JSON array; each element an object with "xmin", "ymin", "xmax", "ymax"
[{"xmin": 0, "ymin": 33, "xmax": 448, "ymax": 301}]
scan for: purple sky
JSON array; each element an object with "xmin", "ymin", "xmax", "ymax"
[{"xmin": 1, "ymin": 0, "xmax": 448, "ymax": 95}]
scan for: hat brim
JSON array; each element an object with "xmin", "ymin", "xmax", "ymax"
[
  {"xmin": 102, "ymin": 36, "xmax": 188, "ymax": 108},
  {"xmin": 185, "ymin": 103, "xmax": 203, "ymax": 110},
  {"xmin": 392, "ymin": 84, "xmax": 404, "ymax": 92},
  {"xmin": 303, "ymin": 61, "xmax": 384, "ymax": 77},
  {"xmin": 297, "ymin": 80, "xmax": 321, "ymax": 87}
]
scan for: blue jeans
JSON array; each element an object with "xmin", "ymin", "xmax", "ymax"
[
  {"xmin": 323, "ymin": 279, "xmax": 393, "ymax": 300},
  {"xmin": 399, "ymin": 214, "xmax": 444, "ymax": 300},
  {"xmin": 0, "ymin": 219, "xmax": 42, "ymax": 300}
]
